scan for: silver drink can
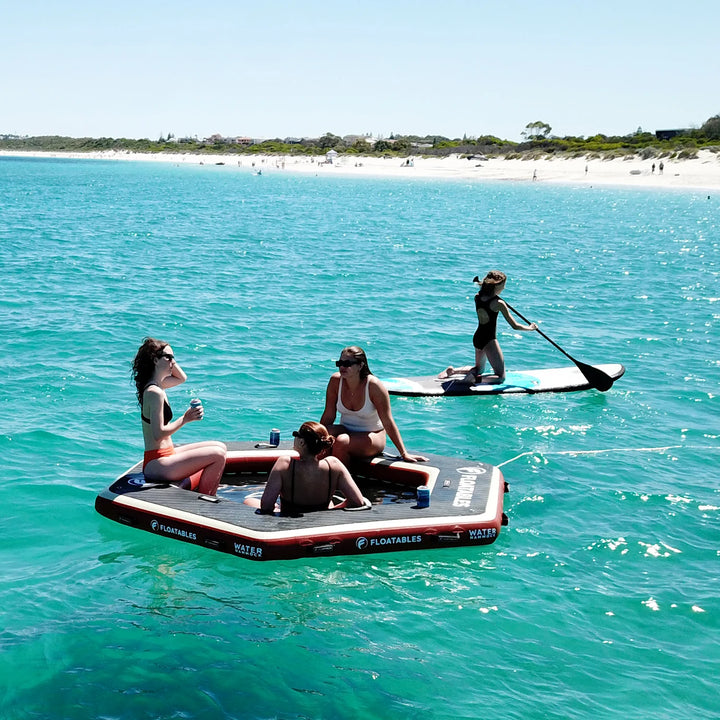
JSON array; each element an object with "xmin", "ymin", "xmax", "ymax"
[
  {"xmin": 270, "ymin": 429, "xmax": 280, "ymax": 446},
  {"xmin": 190, "ymin": 398, "xmax": 202, "ymax": 411},
  {"xmin": 416, "ymin": 485, "xmax": 430, "ymax": 508}
]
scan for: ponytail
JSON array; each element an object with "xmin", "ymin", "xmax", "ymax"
[{"xmin": 294, "ymin": 421, "xmax": 335, "ymax": 457}]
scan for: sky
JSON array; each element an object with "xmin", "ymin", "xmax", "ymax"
[{"xmin": 1, "ymin": 0, "xmax": 718, "ymax": 142}]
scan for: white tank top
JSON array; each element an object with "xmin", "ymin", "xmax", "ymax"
[{"xmin": 337, "ymin": 378, "xmax": 383, "ymax": 432}]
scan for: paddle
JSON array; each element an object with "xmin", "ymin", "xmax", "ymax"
[{"xmin": 503, "ymin": 301, "xmax": 615, "ymax": 392}]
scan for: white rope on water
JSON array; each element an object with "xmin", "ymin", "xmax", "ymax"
[{"xmin": 497, "ymin": 445, "xmax": 719, "ymax": 468}]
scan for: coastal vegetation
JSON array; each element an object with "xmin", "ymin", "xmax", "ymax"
[{"xmin": 2, "ymin": 115, "xmax": 719, "ymax": 160}]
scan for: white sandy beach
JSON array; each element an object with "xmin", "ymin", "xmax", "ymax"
[{"xmin": 2, "ymin": 149, "xmax": 719, "ymax": 190}]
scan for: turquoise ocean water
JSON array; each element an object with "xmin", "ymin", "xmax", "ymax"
[{"xmin": 1, "ymin": 156, "xmax": 718, "ymax": 719}]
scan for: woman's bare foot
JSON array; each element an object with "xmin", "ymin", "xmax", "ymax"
[
  {"xmin": 438, "ymin": 366, "xmax": 455, "ymax": 379},
  {"xmin": 476, "ymin": 374, "xmax": 505, "ymax": 385}
]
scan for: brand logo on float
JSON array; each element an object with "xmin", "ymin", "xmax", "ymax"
[
  {"xmin": 356, "ymin": 535, "xmax": 422, "ymax": 550},
  {"xmin": 234, "ymin": 542, "xmax": 262, "ymax": 558},
  {"xmin": 456, "ymin": 466, "xmax": 486, "ymax": 475},
  {"xmin": 371, "ymin": 535, "xmax": 422, "ymax": 546},
  {"xmin": 150, "ymin": 518, "xmax": 197, "ymax": 540},
  {"xmin": 469, "ymin": 527, "xmax": 497, "ymax": 539},
  {"xmin": 453, "ymin": 466, "xmax": 485, "ymax": 508}
]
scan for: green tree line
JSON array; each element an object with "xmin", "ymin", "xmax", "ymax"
[{"xmin": 2, "ymin": 115, "xmax": 719, "ymax": 159}]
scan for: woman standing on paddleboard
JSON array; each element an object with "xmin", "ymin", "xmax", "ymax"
[
  {"xmin": 320, "ymin": 346, "xmax": 427, "ymax": 464},
  {"xmin": 440, "ymin": 271, "xmax": 537, "ymax": 384}
]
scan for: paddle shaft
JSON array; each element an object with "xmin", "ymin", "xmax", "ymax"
[
  {"xmin": 503, "ymin": 301, "xmax": 576, "ymax": 361},
  {"xmin": 503, "ymin": 300, "xmax": 614, "ymax": 391}
]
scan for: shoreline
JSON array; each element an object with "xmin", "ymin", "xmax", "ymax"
[{"xmin": 2, "ymin": 149, "xmax": 719, "ymax": 190}]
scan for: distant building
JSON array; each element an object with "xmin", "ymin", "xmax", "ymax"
[
  {"xmin": 284, "ymin": 137, "xmax": 303, "ymax": 144},
  {"xmin": 203, "ymin": 134, "xmax": 255, "ymax": 145},
  {"xmin": 655, "ymin": 129, "xmax": 691, "ymax": 141},
  {"xmin": 343, "ymin": 134, "xmax": 375, "ymax": 145}
]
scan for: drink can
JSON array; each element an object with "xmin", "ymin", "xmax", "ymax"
[
  {"xmin": 270, "ymin": 429, "xmax": 280, "ymax": 446},
  {"xmin": 190, "ymin": 398, "xmax": 202, "ymax": 409},
  {"xmin": 416, "ymin": 485, "xmax": 430, "ymax": 508}
]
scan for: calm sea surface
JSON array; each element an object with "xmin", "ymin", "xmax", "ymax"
[{"xmin": 1, "ymin": 156, "xmax": 718, "ymax": 720}]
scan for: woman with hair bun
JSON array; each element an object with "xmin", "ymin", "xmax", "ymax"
[
  {"xmin": 132, "ymin": 337, "xmax": 227, "ymax": 495},
  {"xmin": 259, "ymin": 421, "xmax": 366, "ymax": 514},
  {"xmin": 320, "ymin": 346, "xmax": 427, "ymax": 464},
  {"xmin": 440, "ymin": 271, "xmax": 537, "ymax": 384}
]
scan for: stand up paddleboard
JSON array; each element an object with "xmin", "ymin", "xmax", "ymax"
[{"xmin": 383, "ymin": 363, "xmax": 625, "ymax": 397}]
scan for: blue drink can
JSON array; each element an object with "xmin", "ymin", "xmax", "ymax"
[
  {"xmin": 416, "ymin": 485, "xmax": 430, "ymax": 508},
  {"xmin": 190, "ymin": 398, "xmax": 202, "ymax": 409},
  {"xmin": 270, "ymin": 429, "xmax": 280, "ymax": 446}
]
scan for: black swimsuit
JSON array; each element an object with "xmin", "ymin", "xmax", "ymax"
[
  {"xmin": 280, "ymin": 459, "xmax": 333, "ymax": 514},
  {"xmin": 472, "ymin": 293, "xmax": 499, "ymax": 350},
  {"xmin": 141, "ymin": 383, "xmax": 173, "ymax": 424}
]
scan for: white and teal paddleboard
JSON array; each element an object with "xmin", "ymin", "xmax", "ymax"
[{"xmin": 383, "ymin": 363, "xmax": 625, "ymax": 397}]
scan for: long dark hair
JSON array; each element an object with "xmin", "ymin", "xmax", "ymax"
[
  {"xmin": 294, "ymin": 421, "xmax": 335, "ymax": 457},
  {"xmin": 341, "ymin": 345, "xmax": 372, "ymax": 379},
  {"xmin": 132, "ymin": 337, "xmax": 167, "ymax": 405}
]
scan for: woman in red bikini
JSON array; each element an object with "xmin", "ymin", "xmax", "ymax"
[{"xmin": 132, "ymin": 337, "xmax": 226, "ymax": 495}]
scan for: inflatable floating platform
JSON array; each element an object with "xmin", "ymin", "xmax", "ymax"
[
  {"xmin": 383, "ymin": 363, "xmax": 626, "ymax": 397},
  {"xmin": 95, "ymin": 442, "xmax": 506, "ymax": 562}
]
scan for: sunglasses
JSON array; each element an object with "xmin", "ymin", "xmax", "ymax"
[
  {"xmin": 292, "ymin": 430, "xmax": 314, "ymax": 441},
  {"xmin": 335, "ymin": 359, "xmax": 359, "ymax": 368},
  {"xmin": 160, "ymin": 353, "xmax": 175, "ymax": 362}
]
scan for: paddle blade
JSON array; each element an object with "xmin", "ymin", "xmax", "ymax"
[{"xmin": 576, "ymin": 361, "xmax": 614, "ymax": 392}]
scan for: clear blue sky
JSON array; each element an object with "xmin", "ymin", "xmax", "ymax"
[{"xmin": 2, "ymin": 0, "xmax": 718, "ymax": 142}]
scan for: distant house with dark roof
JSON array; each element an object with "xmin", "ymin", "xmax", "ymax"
[{"xmin": 655, "ymin": 129, "xmax": 691, "ymax": 141}]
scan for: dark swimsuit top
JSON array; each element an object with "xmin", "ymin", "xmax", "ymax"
[
  {"xmin": 475, "ymin": 293, "xmax": 499, "ymax": 325},
  {"xmin": 280, "ymin": 459, "xmax": 333, "ymax": 514},
  {"xmin": 473, "ymin": 293, "xmax": 500, "ymax": 346},
  {"xmin": 141, "ymin": 383, "xmax": 173, "ymax": 424}
]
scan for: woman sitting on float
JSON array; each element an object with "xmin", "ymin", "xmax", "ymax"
[
  {"xmin": 320, "ymin": 346, "xmax": 427, "ymax": 464},
  {"xmin": 259, "ymin": 422, "xmax": 368, "ymax": 514},
  {"xmin": 132, "ymin": 337, "xmax": 227, "ymax": 495}
]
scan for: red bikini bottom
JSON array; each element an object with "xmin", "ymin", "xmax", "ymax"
[
  {"xmin": 143, "ymin": 446, "xmax": 175, "ymax": 470},
  {"xmin": 143, "ymin": 446, "xmax": 201, "ymax": 490}
]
